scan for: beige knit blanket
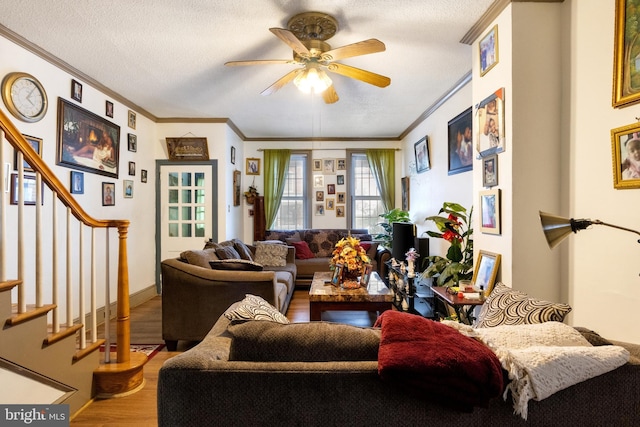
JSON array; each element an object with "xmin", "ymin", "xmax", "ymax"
[{"xmin": 443, "ymin": 321, "xmax": 630, "ymax": 419}]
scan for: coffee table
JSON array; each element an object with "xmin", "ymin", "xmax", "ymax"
[{"xmin": 308, "ymin": 271, "xmax": 393, "ymax": 321}]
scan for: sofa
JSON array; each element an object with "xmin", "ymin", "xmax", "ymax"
[
  {"xmin": 263, "ymin": 229, "xmax": 391, "ymax": 286},
  {"xmin": 160, "ymin": 239, "xmax": 296, "ymax": 350}
]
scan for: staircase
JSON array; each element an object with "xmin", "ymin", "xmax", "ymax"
[{"xmin": 0, "ymin": 109, "xmax": 145, "ymax": 415}]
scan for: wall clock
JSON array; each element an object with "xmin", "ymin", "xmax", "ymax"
[{"xmin": 1, "ymin": 72, "xmax": 48, "ymax": 123}]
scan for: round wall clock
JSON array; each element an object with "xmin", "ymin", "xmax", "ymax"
[{"xmin": 1, "ymin": 72, "xmax": 48, "ymax": 123}]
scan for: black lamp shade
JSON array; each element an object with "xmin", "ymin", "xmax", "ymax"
[{"xmin": 392, "ymin": 222, "xmax": 416, "ymax": 261}]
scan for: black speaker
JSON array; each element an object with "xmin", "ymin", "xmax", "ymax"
[
  {"xmin": 391, "ymin": 222, "xmax": 416, "ymax": 261},
  {"xmin": 414, "ymin": 237, "xmax": 430, "ymax": 272}
]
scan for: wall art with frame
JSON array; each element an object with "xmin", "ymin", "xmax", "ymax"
[
  {"xmin": 233, "ymin": 170, "xmax": 241, "ymax": 206},
  {"xmin": 448, "ymin": 108, "xmax": 473, "ymax": 175},
  {"xmin": 611, "ymin": 121, "xmax": 640, "ymax": 189},
  {"xmin": 127, "ymin": 133, "xmax": 137, "ymax": 152},
  {"xmin": 479, "ymin": 188, "xmax": 501, "ymax": 235},
  {"xmin": 102, "ymin": 182, "xmax": 115, "ymax": 206},
  {"xmin": 123, "ymin": 180, "xmax": 134, "ymax": 198},
  {"xmin": 482, "ymin": 154, "xmax": 498, "ymax": 188},
  {"xmin": 71, "ymin": 79, "xmax": 82, "ymax": 102},
  {"xmin": 479, "ymin": 25, "xmax": 499, "ymax": 77},
  {"xmin": 166, "ymin": 137, "xmax": 209, "ymax": 161},
  {"xmin": 401, "ymin": 176, "xmax": 410, "ymax": 210},
  {"xmin": 472, "ymin": 250, "xmax": 501, "ymax": 295},
  {"xmin": 56, "ymin": 98, "xmax": 120, "ymax": 178},
  {"xmin": 70, "ymin": 171, "xmax": 84, "ymax": 194},
  {"xmin": 246, "ymin": 157, "xmax": 260, "ymax": 175},
  {"xmin": 414, "ymin": 136, "xmax": 430, "ymax": 174},
  {"xmin": 10, "ymin": 173, "xmax": 42, "ymax": 205},
  {"xmin": 15, "ymin": 134, "xmax": 42, "ymax": 172},
  {"xmin": 476, "ymin": 88, "xmax": 506, "ymax": 157},
  {"xmin": 613, "ymin": 0, "xmax": 640, "ymax": 107}
]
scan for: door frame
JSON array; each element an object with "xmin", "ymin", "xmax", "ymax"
[{"xmin": 155, "ymin": 159, "xmax": 218, "ymax": 292}]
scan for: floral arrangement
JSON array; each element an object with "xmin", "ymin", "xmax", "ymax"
[
  {"xmin": 330, "ymin": 236, "xmax": 371, "ymax": 277},
  {"xmin": 421, "ymin": 202, "xmax": 473, "ymax": 288}
]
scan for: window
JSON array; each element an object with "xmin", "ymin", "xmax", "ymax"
[
  {"xmin": 350, "ymin": 153, "xmax": 384, "ymax": 234},
  {"xmin": 272, "ymin": 153, "xmax": 308, "ymax": 229}
]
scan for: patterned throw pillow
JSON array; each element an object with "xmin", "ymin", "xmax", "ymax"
[
  {"xmin": 253, "ymin": 241, "xmax": 288, "ymax": 266},
  {"xmin": 223, "ymin": 294, "xmax": 289, "ymax": 323},
  {"xmin": 209, "ymin": 259, "xmax": 263, "ymax": 271},
  {"xmin": 474, "ymin": 282, "xmax": 572, "ymax": 328}
]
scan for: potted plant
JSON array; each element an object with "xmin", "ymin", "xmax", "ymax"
[
  {"xmin": 420, "ymin": 202, "xmax": 473, "ymax": 288},
  {"xmin": 374, "ymin": 208, "xmax": 411, "ymax": 249}
]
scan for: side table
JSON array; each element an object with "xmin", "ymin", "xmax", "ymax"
[{"xmin": 430, "ymin": 286, "xmax": 484, "ymax": 324}]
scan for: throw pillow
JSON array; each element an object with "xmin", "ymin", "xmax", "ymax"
[
  {"xmin": 209, "ymin": 259, "xmax": 264, "ymax": 271},
  {"xmin": 231, "ymin": 238, "xmax": 254, "ymax": 261},
  {"xmin": 228, "ymin": 321, "xmax": 380, "ymax": 362},
  {"xmin": 223, "ymin": 294, "xmax": 289, "ymax": 323},
  {"xmin": 289, "ymin": 240, "xmax": 315, "ymax": 260},
  {"xmin": 215, "ymin": 246, "xmax": 241, "ymax": 260},
  {"xmin": 180, "ymin": 249, "xmax": 219, "ymax": 268},
  {"xmin": 253, "ymin": 241, "xmax": 288, "ymax": 266},
  {"xmin": 474, "ymin": 282, "xmax": 572, "ymax": 328}
]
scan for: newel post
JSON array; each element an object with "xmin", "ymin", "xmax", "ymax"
[{"xmin": 116, "ymin": 224, "xmax": 130, "ymax": 363}]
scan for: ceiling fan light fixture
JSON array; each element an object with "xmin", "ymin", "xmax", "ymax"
[{"xmin": 294, "ymin": 64, "xmax": 332, "ymax": 94}]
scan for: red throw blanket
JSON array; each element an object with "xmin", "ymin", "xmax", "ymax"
[{"xmin": 375, "ymin": 310, "xmax": 504, "ymax": 409}]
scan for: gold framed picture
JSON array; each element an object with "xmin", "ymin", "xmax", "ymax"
[
  {"xmin": 613, "ymin": 0, "xmax": 640, "ymax": 107},
  {"xmin": 479, "ymin": 188, "xmax": 501, "ymax": 235},
  {"xmin": 472, "ymin": 250, "xmax": 501, "ymax": 295},
  {"xmin": 479, "ymin": 25, "xmax": 498, "ymax": 77},
  {"xmin": 611, "ymin": 122, "xmax": 640, "ymax": 189},
  {"xmin": 246, "ymin": 158, "xmax": 260, "ymax": 175}
]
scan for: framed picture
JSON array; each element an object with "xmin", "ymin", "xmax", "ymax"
[
  {"xmin": 10, "ymin": 173, "xmax": 42, "ymax": 205},
  {"xmin": 166, "ymin": 137, "xmax": 210, "ymax": 161},
  {"xmin": 331, "ymin": 263, "xmax": 344, "ymax": 286},
  {"xmin": 448, "ymin": 107, "xmax": 473, "ymax": 175},
  {"xmin": 315, "ymin": 203, "xmax": 325, "ymax": 216},
  {"xmin": 313, "ymin": 175, "xmax": 324, "ymax": 188},
  {"xmin": 123, "ymin": 179, "xmax": 134, "ymax": 198},
  {"xmin": 233, "ymin": 170, "xmax": 241, "ymax": 206},
  {"xmin": 128, "ymin": 110, "xmax": 136, "ymax": 129},
  {"xmin": 336, "ymin": 205, "xmax": 345, "ymax": 217},
  {"xmin": 56, "ymin": 98, "xmax": 120, "ymax": 178},
  {"xmin": 246, "ymin": 158, "xmax": 260, "ymax": 175},
  {"xmin": 326, "ymin": 198, "xmax": 335, "ymax": 210},
  {"xmin": 337, "ymin": 192, "xmax": 345, "ymax": 204},
  {"xmin": 105, "ymin": 100, "xmax": 114, "ymax": 118},
  {"xmin": 414, "ymin": 136, "xmax": 430, "ymax": 173},
  {"xmin": 128, "ymin": 161, "xmax": 135, "ymax": 176},
  {"xmin": 231, "ymin": 146, "xmax": 236, "ymax": 165},
  {"xmin": 476, "ymin": 88, "xmax": 506, "ymax": 156},
  {"xmin": 337, "ymin": 175, "xmax": 344, "ymax": 185},
  {"xmin": 71, "ymin": 79, "xmax": 82, "ymax": 102},
  {"xmin": 479, "ymin": 188, "xmax": 501, "ymax": 235},
  {"xmin": 613, "ymin": 0, "xmax": 640, "ymax": 107},
  {"xmin": 313, "ymin": 159, "xmax": 322, "ymax": 171},
  {"xmin": 361, "ymin": 264, "xmax": 373, "ymax": 286},
  {"xmin": 472, "ymin": 250, "xmax": 501, "ymax": 295},
  {"xmin": 336, "ymin": 159, "xmax": 346, "ymax": 170},
  {"xmin": 127, "ymin": 133, "xmax": 137, "ymax": 152},
  {"xmin": 323, "ymin": 159, "xmax": 335, "ymax": 174},
  {"xmin": 141, "ymin": 169, "xmax": 148, "ymax": 183},
  {"xmin": 401, "ymin": 176, "xmax": 410, "ymax": 210},
  {"xmin": 15, "ymin": 134, "xmax": 42, "ymax": 172},
  {"xmin": 611, "ymin": 122, "xmax": 640, "ymax": 188},
  {"xmin": 70, "ymin": 171, "xmax": 84, "ymax": 194},
  {"xmin": 315, "ymin": 191, "xmax": 324, "ymax": 201},
  {"xmin": 479, "ymin": 25, "xmax": 499, "ymax": 77},
  {"xmin": 482, "ymin": 154, "xmax": 498, "ymax": 188},
  {"xmin": 327, "ymin": 184, "xmax": 335, "ymax": 194},
  {"xmin": 102, "ymin": 182, "xmax": 115, "ymax": 206}
]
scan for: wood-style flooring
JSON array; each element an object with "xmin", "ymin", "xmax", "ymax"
[{"xmin": 70, "ymin": 289, "xmax": 375, "ymax": 426}]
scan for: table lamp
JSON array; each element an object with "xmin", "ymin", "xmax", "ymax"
[{"xmin": 539, "ymin": 211, "xmax": 640, "ymax": 249}]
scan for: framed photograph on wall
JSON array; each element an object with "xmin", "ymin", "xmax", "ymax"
[
  {"xmin": 476, "ymin": 88, "xmax": 506, "ymax": 156},
  {"xmin": 315, "ymin": 191, "xmax": 324, "ymax": 202},
  {"xmin": 479, "ymin": 188, "xmax": 501, "ymax": 235},
  {"xmin": 414, "ymin": 136, "xmax": 430, "ymax": 174},
  {"xmin": 337, "ymin": 175, "xmax": 344, "ymax": 185},
  {"xmin": 313, "ymin": 159, "xmax": 322, "ymax": 171},
  {"xmin": 105, "ymin": 100, "xmax": 114, "ymax": 118},
  {"xmin": 10, "ymin": 173, "xmax": 42, "ymax": 205},
  {"xmin": 336, "ymin": 205, "xmax": 345, "ymax": 217},
  {"xmin": 337, "ymin": 192, "xmax": 345, "ymax": 204},
  {"xmin": 479, "ymin": 25, "xmax": 499, "ymax": 77},
  {"xmin": 102, "ymin": 182, "xmax": 115, "ymax": 206},
  {"xmin": 123, "ymin": 180, "xmax": 134, "ymax": 198},
  {"xmin": 472, "ymin": 250, "xmax": 502, "ymax": 295},
  {"xmin": 246, "ymin": 158, "xmax": 260, "ymax": 175},
  {"xmin": 336, "ymin": 159, "xmax": 346, "ymax": 170},
  {"xmin": 70, "ymin": 171, "xmax": 84, "ymax": 194},
  {"xmin": 56, "ymin": 99, "xmax": 120, "ymax": 178},
  {"xmin": 71, "ymin": 79, "xmax": 82, "ymax": 102},
  {"xmin": 231, "ymin": 146, "xmax": 236, "ymax": 165},
  {"xmin": 326, "ymin": 198, "xmax": 335, "ymax": 210},
  {"xmin": 448, "ymin": 107, "xmax": 473, "ymax": 175},
  {"xmin": 401, "ymin": 176, "xmax": 410, "ymax": 210},
  {"xmin": 128, "ymin": 161, "xmax": 135, "ymax": 176},
  {"xmin": 611, "ymin": 122, "xmax": 640, "ymax": 189},
  {"xmin": 128, "ymin": 110, "xmax": 136, "ymax": 129},
  {"xmin": 141, "ymin": 169, "xmax": 148, "ymax": 183},
  {"xmin": 313, "ymin": 175, "xmax": 324, "ymax": 188},
  {"xmin": 613, "ymin": 0, "xmax": 640, "ymax": 107},
  {"xmin": 327, "ymin": 184, "xmax": 335, "ymax": 194},
  {"xmin": 323, "ymin": 159, "xmax": 335, "ymax": 174},
  {"xmin": 166, "ymin": 137, "xmax": 209, "ymax": 161},
  {"xmin": 315, "ymin": 203, "xmax": 325, "ymax": 216},
  {"xmin": 15, "ymin": 134, "xmax": 42, "ymax": 172},
  {"xmin": 482, "ymin": 154, "xmax": 498, "ymax": 188},
  {"xmin": 128, "ymin": 133, "xmax": 137, "ymax": 152},
  {"xmin": 233, "ymin": 170, "xmax": 241, "ymax": 206}
]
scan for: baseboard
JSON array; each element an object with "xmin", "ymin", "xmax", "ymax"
[{"xmin": 81, "ymin": 284, "xmax": 159, "ymax": 327}]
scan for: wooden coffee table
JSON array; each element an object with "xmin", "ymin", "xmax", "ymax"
[{"xmin": 308, "ymin": 271, "xmax": 393, "ymax": 321}]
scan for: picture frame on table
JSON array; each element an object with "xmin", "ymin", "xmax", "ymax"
[
  {"xmin": 361, "ymin": 264, "xmax": 373, "ymax": 286},
  {"xmin": 15, "ymin": 134, "xmax": 42, "ymax": 172},
  {"xmin": 613, "ymin": 0, "xmax": 640, "ymax": 108},
  {"xmin": 331, "ymin": 263, "xmax": 344, "ymax": 286},
  {"xmin": 10, "ymin": 173, "xmax": 42, "ymax": 205},
  {"xmin": 70, "ymin": 171, "xmax": 84, "ymax": 194},
  {"xmin": 56, "ymin": 98, "xmax": 120, "ymax": 178},
  {"xmin": 472, "ymin": 250, "xmax": 501, "ymax": 295},
  {"xmin": 102, "ymin": 182, "xmax": 115, "ymax": 206},
  {"xmin": 246, "ymin": 158, "xmax": 260, "ymax": 175},
  {"xmin": 448, "ymin": 108, "xmax": 473, "ymax": 175},
  {"xmin": 479, "ymin": 188, "xmax": 501, "ymax": 235},
  {"xmin": 482, "ymin": 154, "xmax": 498, "ymax": 188},
  {"xmin": 610, "ymin": 122, "xmax": 640, "ymax": 189},
  {"xmin": 71, "ymin": 79, "xmax": 82, "ymax": 102},
  {"xmin": 414, "ymin": 136, "xmax": 430, "ymax": 174},
  {"xmin": 123, "ymin": 180, "xmax": 134, "ymax": 198},
  {"xmin": 479, "ymin": 25, "xmax": 499, "ymax": 77}
]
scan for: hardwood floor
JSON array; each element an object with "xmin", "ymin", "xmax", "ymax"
[{"xmin": 70, "ymin": 289, "xmax": 376, "ymax": 426}]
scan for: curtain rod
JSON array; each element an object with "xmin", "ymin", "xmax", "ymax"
[{"xmin": 257, "ymin": 148, "xmax": 401, "ymax": 151}]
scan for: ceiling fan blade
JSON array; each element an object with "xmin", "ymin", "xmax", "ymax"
[
  {"xmin": 269, "ymin": 28, "xmax": 310, "ymax": 58},
  {"xmin": 225, "ymin": 59, "xmax": 296, "ymax": 66},
  {"xmin": 321, "ymin": 39, "xmax": 386, "ymax": 61},
  {"xmin": 326, "ymin": 63, "xmax": 391, "ymax": 88},
  {"xmin": 322, "ymin": 85, "xmax": 339, "ymax": 104},
  {"xmin": 261, "ymin": 68, "xmax": 303, "ymax": 96}
]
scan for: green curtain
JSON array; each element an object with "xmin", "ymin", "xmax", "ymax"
[
  {"xmin": 366, "ymin": 149, "xmax": 395, "ymax": 212},
  {"xmin": 263, "ymin": 149, "xmax": 291, "ymax": 228}
]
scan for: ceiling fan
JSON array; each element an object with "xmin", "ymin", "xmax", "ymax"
[{"xmin": 225, "ymin": 11, "xmax": 390, "ymax": 104}]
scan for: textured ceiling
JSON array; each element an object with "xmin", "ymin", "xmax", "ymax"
[{"xmin": 0, "ymin": 0, "xmax": 495, "ymax": 139}]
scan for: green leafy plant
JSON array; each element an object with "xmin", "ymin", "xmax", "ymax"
[
  {"xmin": 374, "ymin": 208, "xmax": 411, "ymax": 249},
  {"xmin": 420, "ymin": 202, "xmax": 473, "ymax": 288}
]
